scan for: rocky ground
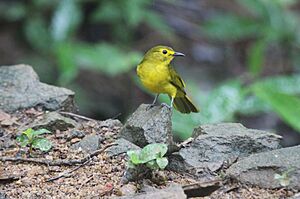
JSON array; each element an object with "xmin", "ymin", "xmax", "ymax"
[{"xmin": 0, "ymin": 65, "xmax": 300, "ymax": 198}]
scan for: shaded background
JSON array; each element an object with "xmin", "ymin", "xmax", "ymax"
[{"xmin": 1, "ymin": 0, "xmax": 300, "ymax": 145}]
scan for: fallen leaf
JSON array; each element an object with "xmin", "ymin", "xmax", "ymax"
[
  {"xmin": 0, "ymin": 110, "xmax": 10, "ymax": 121},
  {"xmin": 70, "ymin": 138, "xmax": 81, "ymax": 144},
  {"xmin": 25, "ymin": 108, "xmax": 43, "ymax": 116},
  {"xmin": 0, "ymin": 116, "xmax": 17, "ymax": 126}
]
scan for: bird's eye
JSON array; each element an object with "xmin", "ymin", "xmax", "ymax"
[{"xmin": 162, "ymin": 50, "xmax": 167, "ymax": 54}]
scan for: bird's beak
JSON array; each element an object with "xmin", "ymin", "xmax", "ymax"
[{"xmin": 173, "ymin": 52, "xmax": 185, "ymax": 57}]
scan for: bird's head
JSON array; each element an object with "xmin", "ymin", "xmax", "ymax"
[{"xmin": 142, "ymin": 45, "xmax": 185, "ymax": 65}]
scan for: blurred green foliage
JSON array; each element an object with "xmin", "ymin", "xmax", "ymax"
[
  {"xmin": 170, "ymin": 0, "xmax": 300, "ymax": 140},
  {"xmin": 0, "ymin": 0, "xmax": 170, "ymax": 84},
  {"xmin": 1, "ymin": 0, "xmax": 300, "ymax": 140},
  {"xmin": 203, "ymin": 0, "xmax": 300, "ymax": 76}
]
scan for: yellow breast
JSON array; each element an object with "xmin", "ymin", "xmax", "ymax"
[{"xmin": 137, "ymin": 62, "xmax": 177, "ymax": 96}]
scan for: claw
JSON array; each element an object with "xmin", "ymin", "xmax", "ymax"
[
  {"xmin": 146, "ymin": 94, "xmax": 160, "ymax": 111},
  {"xmin": 161, "ymin": 103, "xmax": 172, "ymax": 109}
]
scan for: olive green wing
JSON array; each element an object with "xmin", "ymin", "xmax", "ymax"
[{"xmin": 169, "ymin": 66, "xmax": 186, "ymax": 95}]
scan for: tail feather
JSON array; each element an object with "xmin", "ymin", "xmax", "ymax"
[{"xmin": 173, "ymin": 95, "xmax": 199, "ymax": 114}]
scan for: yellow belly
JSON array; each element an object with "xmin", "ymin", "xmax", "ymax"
[{"xmin": 137, "ymin": 63, "xmax": 177, "ymax": 97}]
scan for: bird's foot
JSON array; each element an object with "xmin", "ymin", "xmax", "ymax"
[{"xmin": 160, "ymin": 103, "xmax": 172, "ymax": 109}]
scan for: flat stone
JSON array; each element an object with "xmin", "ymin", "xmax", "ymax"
[
  {"xmin": 29, "ymin": 112, "xmax": 77, "ymax": 131},
  {"xmin": 226, "ymin": 145, "xmax": 300, "ymax": 190},
  {"xmin": 182, "ymin": 180, "xmax": 221, "ymax": 198},
  {"xmin": 121, "ymin": 164, "xmax": 152, "ymax": 184},
  {"xmin": 169, "ymin": 123, "xmax": 281, "ymax": 176},
  {"xmin": 71, "ymin": 134, "xmax": 103, "ymax": 153},
  {"xmin": 0, "ymin": 192, "xmax": 8, "ymax": 199},
  {"xmin": 117, "ymin": 184, "xmax": 186, "ymax": 199},
  {"xmin": 66, "ymin": 130, "xmax": 85, "ymax": 141},
  {"xmin": 106, "ymin": 138, "xmax": 140, "ymax": 157},
  {"xmin": 119, "ymin": 183, "xmax": 137, "ymax": 196},
  {"xmin": 100, "ymin": 119, "xmax": 123, "ymax": 128},
  {"xmin": 120, "ymin": 104, "xmax": 173, "ymax": 148},
  {"xmin": 0, "ymin": 65, "xmax": 75, "ymax": 112}
]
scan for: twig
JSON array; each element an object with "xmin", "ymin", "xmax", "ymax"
[
  {"xmin": 0, "ymin": 143, "xmax": 116, "ymax": 166},
  {"xmin": 45, "ymin": 158, "xmax": 92, "ymax": 182},
  {"xmin": 79, "ymin": 174, "xmax": 94, "ymax": 189},
  {"xmin": 59, "ymin": 111, "xmax": 96, "ymax": 122}
]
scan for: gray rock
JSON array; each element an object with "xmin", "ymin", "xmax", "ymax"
[
  {"xmin": 100, "ymin": 119, "xmax": 123, "ymax": 128},
  {"xmin": 66, "ymin": 130, "xmax": 85, "ymax": 141},
  {"xmin": 0, "ymin": 192, "xmax": 8, "ymax": 199},
  {"xmin": 106, "ymin": 138, "xmax": 140, "ymax": 157},
  {"xmin": 119, "ymin": 183, "xmax": 137, "ymax": 196},
  {"xmin": 120, "ymin": 104, "xmax": 173, "ymax": 148},
  {"xmin": 117, "ymin": 184, "xmax": 186, "ymax": 199},
  {"xmin": 226, "ymin": 145, "xmax": 300, "ymax": 190},
  {"xmin": 169, "ymin": 123, "xmax": 281, "ymax": 175},
  {"xmin": 0, "ymin": 65, "xmax": 75, "ymax": 112},
  {"xmin": 121, "ymin": 164, "xmax": 152, "ymax": 184},
  {"xmin": 71, "ymin": 134, "xmax": 103, "ymax": 153},
  {"xmin": 29, "ymin": 112, "xmax": 77, "ymax": 131},
  {"xmin": 289, "ymin": 193, "xmax": 300, "ymax": 199},
  {"xmin": 182, "ymin": 180, "xmax": 221, "ymax": 197}
]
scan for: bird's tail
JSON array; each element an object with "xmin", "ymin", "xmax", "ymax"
[{"xmin": 173, "ymin": 95, "xmax": 199, "ymax": 114}]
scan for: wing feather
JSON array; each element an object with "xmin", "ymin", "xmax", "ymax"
[{"xmin": 169, "ymin": 66, "xmax": 186, "ymax": 95}]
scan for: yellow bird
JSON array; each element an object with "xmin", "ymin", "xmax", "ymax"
[{"xmin": 137, "ymin": 45, "xmax": 199, "ymax": 114}]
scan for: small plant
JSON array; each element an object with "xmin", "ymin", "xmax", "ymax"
[
  {"xmin": 16, "ymin": 128, "xmax": 52, "ymax": 153},
  {"xmin": 274, "ymin": 168, "xmax": 295, "ymax": 187},
  {"xmin": 127, "ymin": 143, "xmax": 168, "ymax": 170}
]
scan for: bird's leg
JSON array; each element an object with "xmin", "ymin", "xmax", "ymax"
[
  {"xmin": 170, "ymin": 97, "xmax": 174, "ymax": 107},
  {"xmin": 161, "ymin": 97, "xmax": 174, "ymax": 109},
  {"xmin": 146, "ymin": 94, "xmax": 159, "ymax": 110}
]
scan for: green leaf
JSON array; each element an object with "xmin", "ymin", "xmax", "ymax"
[
  {"xmin": 146, "ymin": 160, "xmax": 159, "ymax": 170},
  {"xmin": 127, "ymin": 160, "xmax": 136, "ymax": 169},
  {"xmin": 32, "ymin": 129, "xmax": 51, "ymax": 136},
  {"xmin": 22, "ymin": 128, "xmax": 34, "ymax": 141},
  {"xmin": 253, "ymin": 85, "xmax": 300, "ymax": 132},
  {"xmin": 16, "ymin": 134, "xmax": 30, "ymax": 147},
  {"xmin": 51, "ymin": 0, "xmax": 82, "ymax": 42},
  {"xmin": 127, "ymin": 150, "xmax": 141, "ymax": 165},
  {"xmin": 139, "ymin": 143, "xmax": 168, "ymax": 163},
  {"xmin": 156, "ymin": 157, "xmax": 168, "ymax": 170},
  {"xmin": 32, "ymin": 138, "xmax": 52, "ymax": 152}
]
